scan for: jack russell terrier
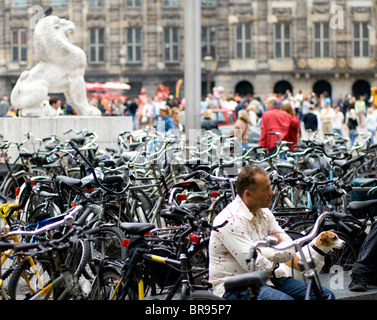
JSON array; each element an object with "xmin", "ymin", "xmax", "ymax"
[{"xmin": 276, "ymin": 231, "xmax": 345, "ymax": 281}]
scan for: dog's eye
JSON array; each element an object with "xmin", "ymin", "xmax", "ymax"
[{"xmin": 332, "ymin": 236, "xmax": 337, "ymax": 241}]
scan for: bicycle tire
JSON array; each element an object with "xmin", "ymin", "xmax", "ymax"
[
  {"xmin": 91, "ymin": 225, "xmax": 127, "ymax": 260},
  {"xmin": 125, "ymin": 189, "xmax": 153, "ymax": 223},
  {"xmin": 2, "ymin": 171, "xmax": 32, "ymax": 202},
  {"xmin": 89, "ymin": 266, "xmax": 139, "ymax": 300},
  {"xmin": 321, "ymin": 231, "xmax": 358, "ymax": 273},
  {"xmin": 7, "ymin": 256, "xmax": 54, "ymax": 300},
  {"xmin": 26, "ymin": 202, "xmax": 61, "ymax": 225},
  {"xmin": 90, "ymin": 267, "xmax": 121, "ymax": 300},
  {"xmin": 102, "ymin": 204, "xmax": 130, "ymax": 224},
  {"xmin": 67, "ymin": 238, "xmax": 91, "ymax": 277},
  {"xmin": 187, "ymin": 290, "xmax": 225, "ymax": 300}
]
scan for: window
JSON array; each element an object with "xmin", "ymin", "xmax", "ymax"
[
  {"xmin": 235, "ymin": 23, "xmax": 252, "ymax": 59},
  {"xmin": 51, "ymin": 0, "xmax": 68, "ymax": 7},
  {"xmin": 227, "ymin": 111, "xmax": 235, "ymax": 124},
  {"xmin": 125, "ymin": 0, "xmax": 141, "ymax": 6},
  {"xmin": 11, "ymin": 29, "xmax": 27, "ymax": 63},
  {"xmin": 89, "ymin": 28, "xmax": 105, "ymax": 63},
  {"xmin": 164, "ymin": 27, "xmax": 179, "ymax": 62},
  {"xmin": 216, "ymin": 112, "xmax": 225, "ymax": 124},
  {"xmin": 353, "ymin": 22, "xmax": 369, "ymax": 57},
  {"xmin": 11, "ymin": 0, "xmax": 27, "ymax": 8},
  {"xmin": 89, "ymin": 0, "xmax": 104, "ymax": 7},
  {"xmin": 163, "ymin": 0, "xmax": 179, "ymax": 7},
  {"xmin": 313, "ymin": 22, "xmax": 330, "ymax": 58},
  {"xmin": 126, "ymin": 28, "xmax": 142, "ymax": 62},
  {"xmin": 201, "ymin": 26, "xmax": 216, "ymax": 59},
  {"xmin": 274, "ymin": 22, "xmax": 290, "ymax": 58},
  {"xmin": 201, "ymin": 0, "xmax": 216, "ymax": 5}
]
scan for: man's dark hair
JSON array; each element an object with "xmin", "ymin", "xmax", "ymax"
[
  {"xmin": 236, "ymin": 165, "xmax": 268, "ymax": 197},
  {"xmin": 49, "ymin": 96, "xmax": 61, "ymax": 106}
]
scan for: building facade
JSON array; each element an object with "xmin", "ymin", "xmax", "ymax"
[{"xmin": 1, "ymin": 0, "xmax": 377, "ymax": 103}]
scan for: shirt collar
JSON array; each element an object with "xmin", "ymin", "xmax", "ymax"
[{"xmin": 235, "ymin": 195, "xmax": 256, "ymax": 221}]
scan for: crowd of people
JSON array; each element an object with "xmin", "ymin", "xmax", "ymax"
[
  {"xmin": 198, "ymin": 88, "xmax": 377, "ymax": 149},
  {"xmin": 1, "ymin": 86, "xmax": 376, "ymax": 147}
]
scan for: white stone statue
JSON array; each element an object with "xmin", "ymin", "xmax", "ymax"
[{"xmin": 11, "ymin": 14, "xmax": 101, "ymax": 116}]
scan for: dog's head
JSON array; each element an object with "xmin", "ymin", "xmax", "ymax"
[{"xmin": 315, "ymin": 231, "xmax": 345, "ymax": 250}]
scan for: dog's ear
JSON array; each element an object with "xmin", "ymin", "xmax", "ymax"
[{"xmin": 320, "ymin": 232, "xmax": 331, "ymax": 246}]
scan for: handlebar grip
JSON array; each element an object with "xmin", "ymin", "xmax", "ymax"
[
  {"xmin": 182, "ymin": 172, "xmax": 199, "ymax": 181},
  {"xmin": 13, "ymin": 242, "xmax": 41, "ymax": 252},
  {"xmin": 361, "ymin": 179, "xmax": 377, "ymax": 187},
  {"xmin": 332, "ymin": 212, "xmax": 350, "ymax": 220},
  {"xmin": 346, "ymin": 154, "xmax": 364, "ymax": 166},
  {"xmin": 73, "ymin": 207, "xmax": 92, "ymax": 226},
  {"xmin": 171, "ymin": 206, "xmax": 190, "ymax": 216},
  {"xmin": 367, "ymin": 143, "xmax": 377, "ymax": 150},
  {"xmin": 246, "ymin": 245, "xmax": 258, "ymax": 263},
  {"xmin": 212, "ymin": 220, "xmax": 228, "ymax": 231}
]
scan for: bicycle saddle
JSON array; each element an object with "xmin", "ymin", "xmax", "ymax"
[
  {"xmin": 120, "ymin": 222, "xmax": 155, "ymax": 235},
  {"xmin": 100, "ymin": 159, "xmax": 117, "ymax": 168},
  {"xmin": 105, "ymin": 147, "xmax": 117, "ymax": 154},
  {"xmin": 102, "ymin": 174, "xmax": 125, "ymax": 185},
  {"xmin": 129, "ymin": 142, "xmax": 144, "ymax": 151},
  {"xmin": 160, "ymin": 209, "xmax": 187, "ymax": 222},
  {"xmin": 43, "ymin": 158, "xmax": 61, "ymax": 169},
  {"xmin": 19, "ymin": 151, "xmax": 34, "ymax": 159},
  {"xmin": 332, "ymin": 159, "xmax": 347, "ymax": 168},
  {"xmin": 120, "ymin": 152, "xmax": 136, "ymax": 162},
  {"xmin": 224, "ymin": 270, "xmax": 268, "ymax": 292},
  {"xmin": 69, "ymin": 137, "xmax": 85, "ymax": 145},
  {"xmin": 55, "ymin": 175, "xmax": 82, "ymax": 187},
  {"xmin": 179, "ymin": 202, "xmax": 209, "ymax": 214},
  {"xmin": 349, "ymin": 199, "xmax": 377, "ymax": 212}
]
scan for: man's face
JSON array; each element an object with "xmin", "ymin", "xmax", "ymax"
[
  {"xmin": 244, "ymin": 173, "xmax": 274, "ymax": 211},
  {"xmin": 53, "ymin": 100, "xmax": 61, "ymax": 110}
]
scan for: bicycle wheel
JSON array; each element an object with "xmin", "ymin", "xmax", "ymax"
[
  {"xmin": 321, "ymin": 231, "xmax": 358, "ymax": 273},
  {"xmin": 89, "ymin": 265, "xmax": 138, "ymax": 300},
  {"xmin": 26, "ymin": 202, "xmax": 61, "ymax": 224},
  {"xmin": 289, "ymin": 220, "xmax": 316, "ymax": 235},
  {"xmin": 90, "ymin": 267, "xmax": 121, "ymax": 300},
  {"xmin": 67, "ymin": 238, "xmax": 91, "ymax": 277},
  {"xmin": 91, "ymin": 225, "xmax": 127, "ymax": 261},
  {"xmin": 7, "ymin": 256, "xmax": 54, "ymax": 300},
  {"xmin": 102, "ymin": 204, "xmax": 130, "ymax": 224},
  {"xmin": 2, "ymin": 171, "xmax": 32, "ymax": 202},
  {"xmin": 126, "ymin": 189, "xmax": 153, "ymax": 223}
]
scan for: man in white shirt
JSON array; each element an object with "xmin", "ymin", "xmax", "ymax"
[{"xmin": 209, "ymin": 165, "xmax": 335, "ymax": 300}]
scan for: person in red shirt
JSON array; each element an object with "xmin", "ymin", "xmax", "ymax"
[
  {"xmin": 259, "ymin": 96, "xmax": 300, "ymax": 155},
  {"xmin": 280, "ymin": 102, "xmax": 301, "ymax": 151}
]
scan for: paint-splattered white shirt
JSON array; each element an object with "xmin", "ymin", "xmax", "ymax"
[{"xmin": 209, "ymin": 195, "xmax": 295, "ymax": 297}]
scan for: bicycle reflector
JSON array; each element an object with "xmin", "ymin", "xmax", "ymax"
[
  {"xmin": 15, "ymin": 187, "xmax": 19, "ymax": 196},
  {"xmin": 176, "ymin": 194, "xmax": 187, "ymax": 201},
  {"xmin": 189, "ymin": 234, "xmax": 200, "ymax": 244},
  {"xmin": 122, "ymin": 239, "xmax": 130, "ymax": 247},
  {"xmin": 209, "ymin": 191, "xmax": 219, "ymax": 198},
  {"xmin": 24, "ymin": 179, "xmax": 36, "ymax": 186}
]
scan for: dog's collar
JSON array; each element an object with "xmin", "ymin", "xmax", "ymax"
[{"xmin": 311, "ymin": 244, "xmax": 326, "ymax": 256}]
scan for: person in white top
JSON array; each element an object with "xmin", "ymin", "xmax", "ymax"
[
  {"xmin": 332, "ymin": 105, "xmax": 344, "ymax": 137},
  {"xmin": 209, "ymin": 165, "xmax": 335, "ymax": 300},
  {"xmin": 367, "ymin": 108, "xmax": 377, "ymax": 143}
]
